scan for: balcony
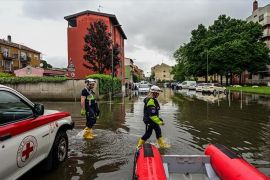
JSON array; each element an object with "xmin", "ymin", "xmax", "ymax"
[
  {"xmin": 4, "ymin": 67, "xmax": 13, "ymax": 73},
  {"xmin": 20, "ymin": 56, "xmax": 27, "ymax": 61},
  {"xmin": 3, "ymin": 54, "xmax": 13, "ymax": 61}
]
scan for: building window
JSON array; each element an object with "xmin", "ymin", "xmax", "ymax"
[
  {"xmin": 0, "ymin": 60, "xmax": 2, "ymax": 67},
  {"xmin": 27, "ymin": 67, "xmax": 32, "ymax": 75},
  {"xmin": 163, "ymin": 75, "xmax": 166, "ymax": 77},
  {"xmin": 259, "ymin": 14, "xmax": 264, "ymax": 22},
  {"xmin": 20, "ymin": 52, "xmax": 27, "ymax": 61},
  {"xmin": 13, "ymin": 54, "xmax": 18, "ymax": 59},
  {"xmin": 163, "ymin": 70, "xmax": 166, "ymax": 73},
  {"xmin": 5, "ymin": 61, "xmax": 12, "ymax": 72},
  {"xmin": 3, "ymin": 48, "xmax": 9, "ymax": 57},
  {"xmin": 34, "ymin": 54, "xmax": 38, "ymax": 60}
]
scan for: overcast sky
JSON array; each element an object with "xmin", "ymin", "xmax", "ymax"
[{"xmin": 0, "ymin": 0, "xmax": 269, "ymax": 75}]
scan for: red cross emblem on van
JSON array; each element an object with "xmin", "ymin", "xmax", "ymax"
[{"xmin": 17, "ymin": 136, "xmax": 38, "ymax": 168}]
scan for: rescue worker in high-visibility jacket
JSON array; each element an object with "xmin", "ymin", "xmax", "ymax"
[
  {"xmin": 137, "ymin": 85, "xmax": 170, "ymax": 148},
  {"xmin": 80, "ymin": 78, "xmax": 100, "ymax": 139}
]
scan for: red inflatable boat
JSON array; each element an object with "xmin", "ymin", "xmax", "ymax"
[
  {"xmin": 205, "ymin": 144, "xmax": 269, "ymax": 180},
  {"xmin": 133, "ymin": 143, "xmax": 269, "ymax": 180}
]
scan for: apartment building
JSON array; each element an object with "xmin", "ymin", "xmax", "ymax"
[
  {"xmin": 151, "ymin": 63, "xmax": 173, "ymax": 82},
  {"xmin": 247, "ymin": 1, "xmax": 270, "ymax": 48},
  {"xmin": 125, "ymin": 58, "xmax": 134, "ymax": 83},
  {"xmin": 0, "ymin": 35, "xmax": 41, "ymax": 73},
  {"xmin": 246, "ymin": 1, "xmax": 270, "ymax": 85},
  {"xmin": 64, "ymin": 10, "xmax": 127, "ymax": 81}
]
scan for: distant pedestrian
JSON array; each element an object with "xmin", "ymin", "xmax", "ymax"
[
  {"xmin": 125, "ymin": 82, "xmax": 128, "ymax": 96},
  {"xmin": 80, "ymin": 78, "xmax": 100, "ymax": 139}
]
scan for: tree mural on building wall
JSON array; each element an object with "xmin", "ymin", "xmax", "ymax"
[{"xmin": 83, "ymin": 20, "xmax": 121, "ymax": 75}]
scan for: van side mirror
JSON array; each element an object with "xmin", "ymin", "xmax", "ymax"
[{"xmin": 34, "ymin": 103, "xmax": 44, "ymax": 116}]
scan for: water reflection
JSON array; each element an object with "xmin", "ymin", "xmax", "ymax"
[
  {"xmin": 20, "ymin": 88, "xmax": 270, "ymax": 179},
  {"xmin": 172, "ymin": 90, "xmax": 270, "ymax": 172}
]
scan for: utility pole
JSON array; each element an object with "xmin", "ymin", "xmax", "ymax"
[
  {"xmin": 111, "ymin": 24, "xmax": 114, "ymax": 99},
  {"xmin": 207, "ymin": 50, "xmax": 209, "ymax": 83}
]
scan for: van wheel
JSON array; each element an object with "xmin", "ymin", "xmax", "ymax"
[
  {"xmin": 41, "ymin": 131, "xmax": 68, "ymax": 171},
  {"xmin": 52, "ymin": 131, "xmax": 68, "ymax": 168}
]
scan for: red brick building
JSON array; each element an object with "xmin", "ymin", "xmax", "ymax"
[{"xmin": 64, "ymin": 11, "xmax": 127, "ymax": 81}]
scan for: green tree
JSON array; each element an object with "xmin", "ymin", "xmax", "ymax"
[
  {"xmin": 83, "ymin": 20, "xmax": 121, "ymax": 74},
  {"xmin": 133, "ymin": 74, "xmax": 139, "ymax": 82},
  {"xmin": 171, "ymin": 63, "xmax": 186, "ymax": 81},
  {"xmin": 174, "ymin": 15, "xmax": 270, "ymax": 85},
  {"xmin": 41, "ymin": 60, "xmax": 52, "ymax": 69}
]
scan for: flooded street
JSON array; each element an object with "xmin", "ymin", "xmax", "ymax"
[{"xmin": 21, "ymin": 88, "xmax": 270, "ymax": 179}]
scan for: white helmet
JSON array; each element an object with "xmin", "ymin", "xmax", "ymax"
[
  {"xmin": 85, "ymin": 78, "xmax": 96, "ymax": 84},
  {"xmin": 150, "ymin": 85, "xmax": 162, "ymax": 93}
]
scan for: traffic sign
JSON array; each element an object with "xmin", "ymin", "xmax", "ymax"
[
  {"xmin": 71, "ymin": 72, "xmax": 75, "ymax": 78},
  {"xmin": 67, "ymin": 60, "xmax": 75, "ymax": 72}
]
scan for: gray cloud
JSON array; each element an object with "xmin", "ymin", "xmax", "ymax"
[
  {"xmin": 21, "ymin": 0, "xmax": 100, "ymax": 20},
  {"xmin": 46, "ymin": 55, "xmax": 67, "ymax": 68},
  {"xmin": 19, "ymin": 0, "xmax": 270, "ymax": 71}
]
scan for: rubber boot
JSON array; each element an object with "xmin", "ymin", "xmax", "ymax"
[
  {"xmin": 83, "ymin": 127, "xmax": 94, "ymax": 139},
  {"xmin": 89, "ymin": 128, "xmax": 97, "ymax": 137},
  {"xmin": 158, "ymin": 137, "xmax": 170, "ymax": 148},
  {"xmin": 137, "ymin": 138, "xmax": 145, "ymax": 148}
]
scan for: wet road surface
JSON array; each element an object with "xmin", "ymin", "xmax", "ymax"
[{"xmin": 21, "ymin": 88, "xmax": 270, "ymax": 179}]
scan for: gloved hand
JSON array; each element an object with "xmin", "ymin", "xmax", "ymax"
[
  {"xmin": 96, "ymin": 109, "xmax": 100, "ymax": 116},
  {"xmin": 80, "ymin": 109, "xmax": 86, "ymax": 116},
  {"xmin": 160, "ymin": 118, "xmax": 165, "ymax": 125}
]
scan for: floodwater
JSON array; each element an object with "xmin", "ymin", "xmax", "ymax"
[{"xmin": 21, "ymin": 88, "xmax": 270, "ymax": 179}]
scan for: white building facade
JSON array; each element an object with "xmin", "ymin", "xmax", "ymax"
[{"xmin": 246, "ymin": 1, "xmax": 270, "ymax": 85}]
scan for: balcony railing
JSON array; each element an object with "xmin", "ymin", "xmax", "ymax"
[
  {"xmin": 4, "ymin": 67, "xmax": 13, "ymax": 73},
  {"xmin": 3, "ymin": 54, "xmax": 13, "ymax": 60}
]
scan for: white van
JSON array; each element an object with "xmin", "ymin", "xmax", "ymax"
[{"xmin": 177, "ymin": 81, "xmax": 196, "ymax": 90}]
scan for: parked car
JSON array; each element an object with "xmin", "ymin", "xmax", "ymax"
[
  {"xmin": 188, "ymin": 82, "xmax": 197, "ymax": 90},
  {"xmin": 196, "ymin": 83, "xmax": 207, "ymax": 92},
  {"xmin": 202, "ymin": 83, "xmax": 227, "ymax": 94},
  {"xmin": 170, "ymin": 82, "xmax": 178, "ymax": 90},
  {"xmin": 177, "ymin": 81, "xmax": 196, "ymax": 90},
  {"xmin": 0, "ymin": 85, "xmax": 74, "ymax": 180},
  {"xmin": 138, "ymin": 84, "xmax": 150, "ymax": 94}
]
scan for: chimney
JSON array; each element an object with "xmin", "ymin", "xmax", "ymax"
[
  {"xmin": 253, "ymin": 0, "xmax": 258, "ymax": 12},
  {"xmin": 7, "ymin": 35, "xmax": 11, "ymax": 42}
]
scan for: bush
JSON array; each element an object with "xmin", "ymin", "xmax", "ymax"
[
  {"xmin": 0, "ymin": 73, "xmax": 13, "ymax": 78},
  {"xmin": 87, "ymin": 74, "xmax": 121, "ymax": 94},
  {"xmin": 0, "ymin": 76, "xmax": 68, "ymax": 84}
]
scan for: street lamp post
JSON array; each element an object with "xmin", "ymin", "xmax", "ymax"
[
  {"xmin": 110, "ymin": 24, "xmax": 122, "ymax": 99},
  {"xmin": 207, "ymin": 50, "xmax": 208, "ymax": 83}
]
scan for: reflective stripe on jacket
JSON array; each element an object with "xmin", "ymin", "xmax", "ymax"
[{"xmin": 143, "ymin": 97, "xmax": 163, "ymax": 125}]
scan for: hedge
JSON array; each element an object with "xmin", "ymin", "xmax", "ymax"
[
  {"xmin": 0, "ymin": 76, "xmax": 68, "ymax": 84},
  {"xmin": 87, "ymin": 74, "xmax": 121, "ymax": 94},
  {"xmin": 0, "ymin": 73, "xmax": 13, "ymax": 78}
]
